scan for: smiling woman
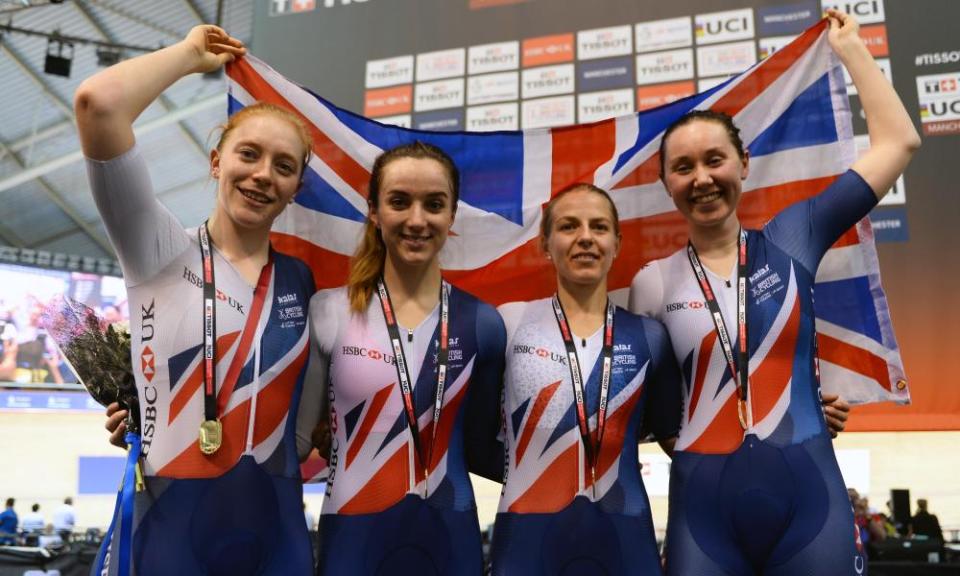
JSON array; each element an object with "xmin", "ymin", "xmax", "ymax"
[
  {"xmin": 74, "ymin": 25, "xmax": 318, "ymax": 576},
  {"xmin": 301, "ymin": 141, "xmax": 507, "ymax": 576},
  {"xmin": 490, "ymin": 183, "xmax": 682, "ymax": 576}
]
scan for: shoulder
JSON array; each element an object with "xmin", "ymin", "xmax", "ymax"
[
  {"xmin": 308, "ymin": 287, "xmax": 350, "ymax": 352},
  {"xmin": 273, "ymin": 251, "xmax": 317, "ymax": 294},
  {"xmin": 497, "ymin": 298, "xmax": 549, "ymax": 340},
  {"xmin": 615, "ymin": 307, "xmax": 667, "ymax": 345},
  {"xmin": 448, "ymin": 284, "xmax": 506, "ymax": 339},
  {"xmin": 629, "ymin": 252, "xmax": 680, "ymax": 316}
]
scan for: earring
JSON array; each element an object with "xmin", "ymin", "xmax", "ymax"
[{"xmin": 212, "ymin": 169, "xmax": 220, "ymax": 178}]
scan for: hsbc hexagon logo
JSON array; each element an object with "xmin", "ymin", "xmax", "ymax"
[{"xmin": 140, "ymin": 345, "xmax": 156, "ymax": 382}]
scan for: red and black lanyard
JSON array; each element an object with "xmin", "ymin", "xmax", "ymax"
[
  {"xmin": 686, "ymin": 228, "xmax": 750, "ymax": 430},
  {"xmin": 552, "ymin": 295, "xmax": 615, "ymax": 496},
  {"xmin": 376, "ymin": 278, "xmax": 449, "ymax": 496},
  {"xmin": 198, "ymin": 222, "xmax": 273, "ymax": 454}
]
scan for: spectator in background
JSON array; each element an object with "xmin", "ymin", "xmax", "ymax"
[
  {"xmin": 52, "ymin": 497, "xmax": 76, "ymax": 542},
  {"xmin": 38, "ymin": 524, "xmax": 63, "ymax": 548},
  {"xmin": 303, "ymin": 502, "xmax": 315, "ymax": 532},
  {"xmin": 910, "ymin": 498, "xmax": 944, "ymax": 542},
  {"xmin": 0, "ymin": 498, "xmax": 17, "ymax": 545},
  {"xmin": 14, "ymin": 301, "xmax": 64, "ymax": 385},
  {"xmin": 0, "ymin": 315, "xmax": 17, "ymax": 382},
  {"xmin": 20, "ymin": 503, "xmax": 44, "ymax": 534}
]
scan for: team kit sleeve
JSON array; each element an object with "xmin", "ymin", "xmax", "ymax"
[
  {"xmin": 85, "ymin": 145, "xmax": 191, "ymax": 286},
  {"xmin": 638, "ymin": 317, "xmax": 684, "ymax": 442},
  {"xmin": 464, "ymin": 303, "xmax": 507, "ymax": 484},
  {"xmin": 628, "ymin": 261, "xmax": 666, "ymax": 320},
  {"xmin": 295, "ymin": 289, "xmax": 338, "ymax": 461},
  {"xmin": 763, "ymin": 169, "xmax": 878, "ymax": 274}
]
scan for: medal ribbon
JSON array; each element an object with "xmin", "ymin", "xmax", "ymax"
[
  {"xmin": 686, "ymin": 229, "xmax": 750, "ymax": 430},
  {"xmin": 376, "ymin": 278, "xmax": 450, "ymax": 492},
  {"xmin": 198, "ymin": 222, "xmax": 274, "ymax": 451},
  {"xmin": 551, "ymin": 295, "xmax": 615, "ymax": 494},
  {"xmin": 198, "ymin": 223, "xmax": 219, "ymax": 428}
]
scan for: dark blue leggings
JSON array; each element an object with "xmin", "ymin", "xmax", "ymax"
[{"xmin": 666, "ymin": 434, "xmax": 866, "ymax": 576}]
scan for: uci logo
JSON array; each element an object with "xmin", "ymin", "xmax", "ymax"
[
  {"xmin": 823, "ymin": 1, "xmax": 884, "ymax": 23},
  {"xmin": 924, "ymin": 99, "xmax": 960, "ymax": 117},
  {"xmin": 702, "ymin": 16, "xmax": 749, "ymax": 35}
]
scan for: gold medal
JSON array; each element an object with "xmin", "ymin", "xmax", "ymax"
[
  {"xmin": 199, "ymin": 419, "xmax": 223, "ymax": 454},
  {"xmin": 737, "ymin": 398, "xmax": 749, "ymax": 430}
]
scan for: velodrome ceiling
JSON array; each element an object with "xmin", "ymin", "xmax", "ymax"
[{"xmin": 0, "ymin": 0, "xmax": 254, "ymax": 263}]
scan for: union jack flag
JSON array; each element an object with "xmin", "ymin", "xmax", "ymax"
[{"xmin": 225, "ymin": 21, "xmax": 908, "ymax": 453}]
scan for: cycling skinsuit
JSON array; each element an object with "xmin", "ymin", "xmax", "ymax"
[
  {"xmin": 629, "ymin": 170, "xmax": 876, "ymax": 576},
  {"xmin": 88, "ymin": 146, "xmax": 316, "ymax": 575},
  {"xmin": 310, "ymin": 285, "xmax": 505, "ymax": 576},
  {"xmin": 492, "ymin": 298, "xmax": 681, "ymax": 576}
]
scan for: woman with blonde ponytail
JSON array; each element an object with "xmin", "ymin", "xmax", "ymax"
[{"xmin": 304, "ymin": 141, "xmax": 506, "ymax": 575}]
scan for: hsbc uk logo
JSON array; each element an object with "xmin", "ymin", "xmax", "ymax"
[
  {"xmin": 341, "ymin": 346, "xmax": 396, "ymax": 365},
  {"xmin": 140, "ymin": 345, "xmax": 156, "ymax": 382},
  {"xmin": 665, "ymin": 300, "xmax": 706, "ymax": 313},
  {"xmin": 512, "ymin": 344, "xmax": 567, "ymax": 365}
]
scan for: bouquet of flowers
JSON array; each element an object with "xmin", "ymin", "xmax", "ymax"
[{"xmin": 41, "ymin": 297, "xmax": 140, "ymax": 433}]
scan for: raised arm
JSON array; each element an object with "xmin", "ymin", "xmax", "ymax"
[
  {"xmin": 827, "ymin": 9, "xmax": 920, "ymax": 198},
  {"xmin": 74, "ymin": 25, "xmax": 245, "ymax": 161}
]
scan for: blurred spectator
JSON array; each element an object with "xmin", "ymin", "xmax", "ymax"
[
  {"xmin": 0, "ymin": 498, "xmax": 17, "ymax": 545},
  {"xmin": 20, "ymin": 503, "xmax": 44, "ymax": 534},
  {"xmin": 304, "ymin": 501, "xmax": 315, "ymax": 532},
  {"xmin": 52, "ymin": 497, "xmax": 76, "ymax": 542},
  {"xmin": 15, "ymin": 302, "xmax": 64, "ymax": 385},
  {"xmin": 38, "ymin": 524, "xmax": 63, "ymax": 548},
  {"xmin": 910, "ymin": 498, "xmax": 944, "ymax": 541},
  {"xmin": 0, "ymin": 317, "xmax": 17, "ymax": 382}
]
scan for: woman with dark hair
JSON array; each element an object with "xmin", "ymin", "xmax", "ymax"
[
  {"xmin": 629, "ymin": 10, "xmax": 919, "ymax": 575},
  {"xmin": 491, "ymin": 183, "xmax": 681, "ymax": 575},
  {"xmin": 302, "ymin": 141, "xmax": 505, "ymax": 575},
  {"xmin": 77, "ymin": 26, "xmax": 317, "ymax": 576}
]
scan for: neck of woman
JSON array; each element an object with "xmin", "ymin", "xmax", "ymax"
[
  {"xmin": 382, "ymin": 257, "xmax": 443, "ymax": 326},
  {"xmin": 206, "ymin": 213, "xmax": 271, "ymax": 265},
  {"xmin": 689, "ymin": 215, "xmax": 741, "ymax": 259},
  {"xmin": 556, "ymin": 276, "xmax": 608, "ymax": 339}
]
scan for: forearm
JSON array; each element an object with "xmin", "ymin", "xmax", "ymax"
[
  {"xmin": 839, "ymin": 41, "xmax": 919, "ymax": 153},
  {"xmin": 832, "ymin": 30, "xmax": 920, "ymax": 196}
]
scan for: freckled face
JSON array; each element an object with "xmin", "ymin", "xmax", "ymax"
[{"xmin": 210, "ymin": 114, "xmax": 306, "ymax": 232}]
